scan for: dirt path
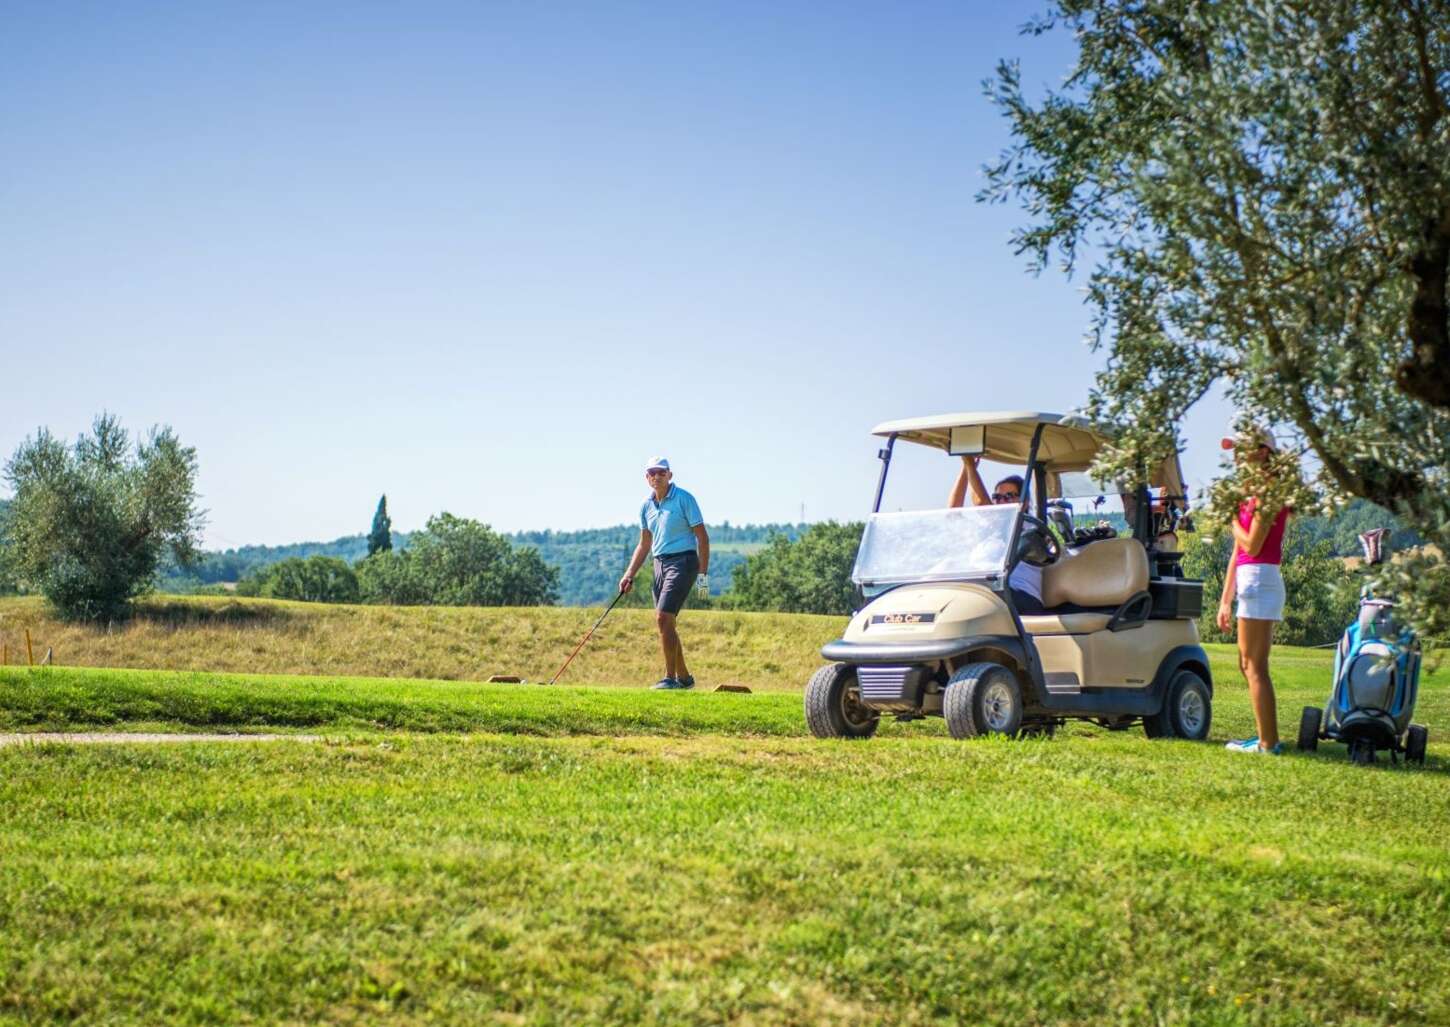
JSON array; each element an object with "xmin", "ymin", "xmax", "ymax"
[{"xmin": 0, "ymin": 732, "xmax": 322, "ymax": 747}]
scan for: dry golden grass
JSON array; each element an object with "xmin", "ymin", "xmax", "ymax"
[{"xmin": 0, "ymin": 595, "xmax": 842, "ymax": 692}]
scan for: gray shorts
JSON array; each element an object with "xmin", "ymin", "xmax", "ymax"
[{"xmin": 652, "ymin": 551, "xmax": 699, "ymax": 616}]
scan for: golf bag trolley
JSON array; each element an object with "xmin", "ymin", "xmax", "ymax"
[{"xmin": 1298, "ymin": 530, "xmax": 1428, "ymax": 765}]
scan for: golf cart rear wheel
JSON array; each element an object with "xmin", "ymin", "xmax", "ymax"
[
  {"xmin": 1297, "ymin": 706, "xmax": 1322, "ymax": 752},
  {"xmin": 1406, "ymin": 724, "xmax": 1428, "ymax": 765},
  {"xmin": 943, "ymin": 662, "xmax": 1023, "ymax": 740},
  {"xmin": 804, "ymin": 663, "xmax": 879, "ymax": 740},
  {"xmin": 1143, "ymin": 669, "xmax": 1212, "ymax": 741}
]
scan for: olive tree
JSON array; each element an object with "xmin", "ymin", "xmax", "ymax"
[
  {"xmin": 985, "ymin": 0, "xmax": 1450, "ymax": 637},
  {"xmin": 3, "ymin": 414, "xmax": 203, "ymax": 620}
]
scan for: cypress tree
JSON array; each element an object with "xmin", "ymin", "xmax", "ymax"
[{"xmin": 368, "ymin": 495, "xmax": 393, "ymax": 556}]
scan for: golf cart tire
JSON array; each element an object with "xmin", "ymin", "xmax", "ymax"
[
  {"xmin": 804, "ymin": 663, "xmax": 879, "ymax": 740},
  {"xmin": 1142, "ymin": 668, "xmax": 1212, "ymax": 741},
  {"xmin": 1406, "ymin": 724, "xmax": 1428, "ymax": 766},
  {"xmin": 942, "ymin": 662, "xmax": 1023, "ymax": 740},
  {"xmin": 1297, "ymin": 706, "xmax": 1322, "ymax": 752}
]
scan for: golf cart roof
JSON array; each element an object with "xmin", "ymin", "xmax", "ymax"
[{"xmin": 870, "ymin": 410, "xmax": 1186, "ymax": 496}]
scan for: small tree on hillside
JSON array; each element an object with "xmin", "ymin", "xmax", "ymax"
[
  {"xmin": 985, "ymin": 0, "xmax": 1450, "ymax": 639},
  {"xmin": 241, "ymin": 556, "xmax": 361, "ymax": 603},
  {"xmin": 722, "ymin": 521, "xmax": 863, "ymax": 615},
  {"xmin": 368, "ymin": 495, "xmax": 393, "ymax": 556},
  {"xmin": 357, "ymin": 513, "xmax": 559, "ymax": 607},
  {"xmin": 3, "ymin": 414, "xmax": 203, "ymax": 620}
]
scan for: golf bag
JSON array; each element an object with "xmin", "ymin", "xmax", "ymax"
[{"xmin": 1299, "ymin": 529, "xmax": 1428, "ymax": 764}]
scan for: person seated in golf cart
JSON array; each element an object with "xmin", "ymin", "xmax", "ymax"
[{"xmin": 948, "ymin": 455, "xmax": 1047, "ymax": 614}]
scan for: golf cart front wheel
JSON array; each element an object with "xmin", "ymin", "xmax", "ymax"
[
  {"xmin": 1297, "ymin": 706, "xmax": 1322, "ymax": 752},
  {"xmin": 943, "ymin": 662, "xmax": 1023, "ymax": 740},
  {"xmin": 1406, "ymin": 724, "xmax": 1428, "ymax": 766},
  {"xmin": 804, "ymin": 663, "xmax": 879, "ymax": 740},
  {"xmin": 1143, "ymin": 669, "xmax": 1212, "ymax": 741}
]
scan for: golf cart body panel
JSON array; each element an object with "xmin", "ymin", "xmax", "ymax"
[
  {"xmin": 838, "ymin": 583, "xmax": 1017, "ymax": 642},
  {"xmin": 1030, "ymin": 622, "xmax": 1201, "ymax": 692},
  {"xmin": 808, "ymin": 409, "xmax": 1211, "ymax": 740}
]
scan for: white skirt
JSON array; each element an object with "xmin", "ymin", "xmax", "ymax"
[{"xmin": 1236, "ymin": 562, "xmax": 1285, "ymax": 622}]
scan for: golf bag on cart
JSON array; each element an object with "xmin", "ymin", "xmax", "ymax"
[{"xmin": 1298, "ymin": 529, "xmax": 1428, "ymax": 765}]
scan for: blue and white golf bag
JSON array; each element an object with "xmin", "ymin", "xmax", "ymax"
[
  {"xmin": 1300, "ymin": 529, "xmax": 1428, "ymax": 764},
  {"xmin": 1326, "ymin": 597, "xmax": 1421, "ymax": 750}
]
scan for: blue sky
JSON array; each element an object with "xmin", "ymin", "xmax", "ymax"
[{"xmin": 2, "ymin": 1, "xmax": 1232, "ymax": 548}]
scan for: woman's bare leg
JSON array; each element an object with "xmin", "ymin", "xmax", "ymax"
[{"xmin": 1237, "ymin": 617, "xmax": 1279, "ymax": 749}]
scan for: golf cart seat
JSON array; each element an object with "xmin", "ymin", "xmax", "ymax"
[{"xmin": 1021, "ymin": 538, "xmax": 1150, "ymax": 635}]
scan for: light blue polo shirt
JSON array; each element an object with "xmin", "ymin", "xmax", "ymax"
[{"xmin": 641, "ymin": 484, "xmax": 703, "ymax": 558}]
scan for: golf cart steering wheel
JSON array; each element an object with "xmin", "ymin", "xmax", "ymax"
[{"xmin": 1020, "ymin": 515, "xmax": 1062, "ymax": 565}]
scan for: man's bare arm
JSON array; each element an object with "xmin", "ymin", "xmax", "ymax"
[
  {"xmin": 692, "ymin": 523, "xmax": 710, "ymax": 575},
  {"xmin": 620, "ymin": 530, "xmax": 651, "ymax": 593}
]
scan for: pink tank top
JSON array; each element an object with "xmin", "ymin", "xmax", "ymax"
[{"xmin": 1235, "ymin": 500, "xmax": 1290, "ymax": 566}]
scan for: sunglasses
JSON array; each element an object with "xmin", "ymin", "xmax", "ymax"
[{"xmin": 991, "ymin": 491, "xmax": 1020, "ymax": 503}]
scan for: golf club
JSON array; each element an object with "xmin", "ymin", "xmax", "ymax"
[{"xmin": 548, "ymin": 590, "xmax": 626, "ymax": 685}]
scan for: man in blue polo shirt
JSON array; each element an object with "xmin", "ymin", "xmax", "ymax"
[{"xmin": 619, "ymin": 457, "xmax": 710, "ymax": 689}]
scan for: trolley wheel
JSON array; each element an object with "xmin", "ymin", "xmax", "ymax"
[
  {"xmin": 1297, "ymin": 706, "xmax": 1322, "ymax": 752},
  {"xmin": 1405, "ymin": 724, "xmax": 1428, "ymax": 766}
]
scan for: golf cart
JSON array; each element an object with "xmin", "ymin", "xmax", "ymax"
[{"xmin": 805, "ymin": 411, "xmax": 1213, "ymax": 741}]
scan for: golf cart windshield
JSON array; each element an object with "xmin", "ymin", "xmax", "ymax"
[{"xmin": 852, "ymin": 504, "xmax": 1018, "ymax": 588}]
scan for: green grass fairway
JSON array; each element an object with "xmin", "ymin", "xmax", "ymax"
[
  {"xmin": 1, "ymin": 653, "xmax": 1446, "ymax": 1024},
  {"xmin": 0, "ymin": 643, "xmax": 1443, "ymax": 743}
]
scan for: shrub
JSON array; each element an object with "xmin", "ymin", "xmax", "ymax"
[
  {"xmin": 3, "ymin": 415, "xmax": 201, "ymax": 620},
  {"xmin": 239, "ymin": 556, "xmax": 360, "ymax": 604},
  {"xmin": 721, "ymin": 522, "xmax": 863, "ymax": 615},
  {"xmin": 358, "ymin": 514, "xmax": 558, "ymax": 606}
]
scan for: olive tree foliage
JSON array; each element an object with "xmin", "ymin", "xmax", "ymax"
[
  {"xmin": 984, "ymin": 1, "xmax": 1450, "ymax": 638},
  {"xmin": 3, "ymin": 415, "xmax": 203, "ymax": 620}
]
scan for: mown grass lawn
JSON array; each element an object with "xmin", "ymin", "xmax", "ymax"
[{"xmin": 1, "ymin": 651, "xmax": 1447, "ymax": 1025}]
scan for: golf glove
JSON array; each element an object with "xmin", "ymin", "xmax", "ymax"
[{"xmin": 696, "ymin": 574, "xmax": 709, "ymax": 599}]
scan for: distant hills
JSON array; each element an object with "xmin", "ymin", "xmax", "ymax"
[{"xmin": 160, "ymin": 522, "xmax": 805, "ymax": 606}]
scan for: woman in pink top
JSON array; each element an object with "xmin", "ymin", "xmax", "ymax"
[{"xmin": 1215, "ymin": 427, "xmax": 1291, "ymax": 755}]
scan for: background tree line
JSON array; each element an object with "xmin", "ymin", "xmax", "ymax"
[
  {"xmin": 162, "ymin": 520, "xmax": 807, "ymax": 604},
  {"xmin": 238, "ymin": 514, "xmax": 559, "ymax": 607},
  {"xmin": 0, "ymin": 415, "xmax": 1422, "ymax": 639}
]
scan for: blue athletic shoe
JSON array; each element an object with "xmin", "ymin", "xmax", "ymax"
[
  {"xmin": 1225, "ymin": 737, "xmax": 1282, "ymax": 755},
  {"xmin": 652, "ymin": 677, "xmax": 687, "ymax": 690},
  {"xmin": 677, "ymin": 674, "xmax": 696, "ymax": 690}
]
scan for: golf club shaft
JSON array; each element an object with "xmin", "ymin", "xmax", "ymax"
[{"xmin": 548, "ymin": 591, "xmax": 625, "ymax": 685}]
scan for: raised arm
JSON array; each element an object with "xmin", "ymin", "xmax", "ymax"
[{"xmin": 948, "ymin": 456, "xmax": 991, "ymax": 508}]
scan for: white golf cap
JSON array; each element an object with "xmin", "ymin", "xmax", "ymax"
[{"xmin": 645, "ymin": 456, "xmax": 670, "ymax": 472}]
